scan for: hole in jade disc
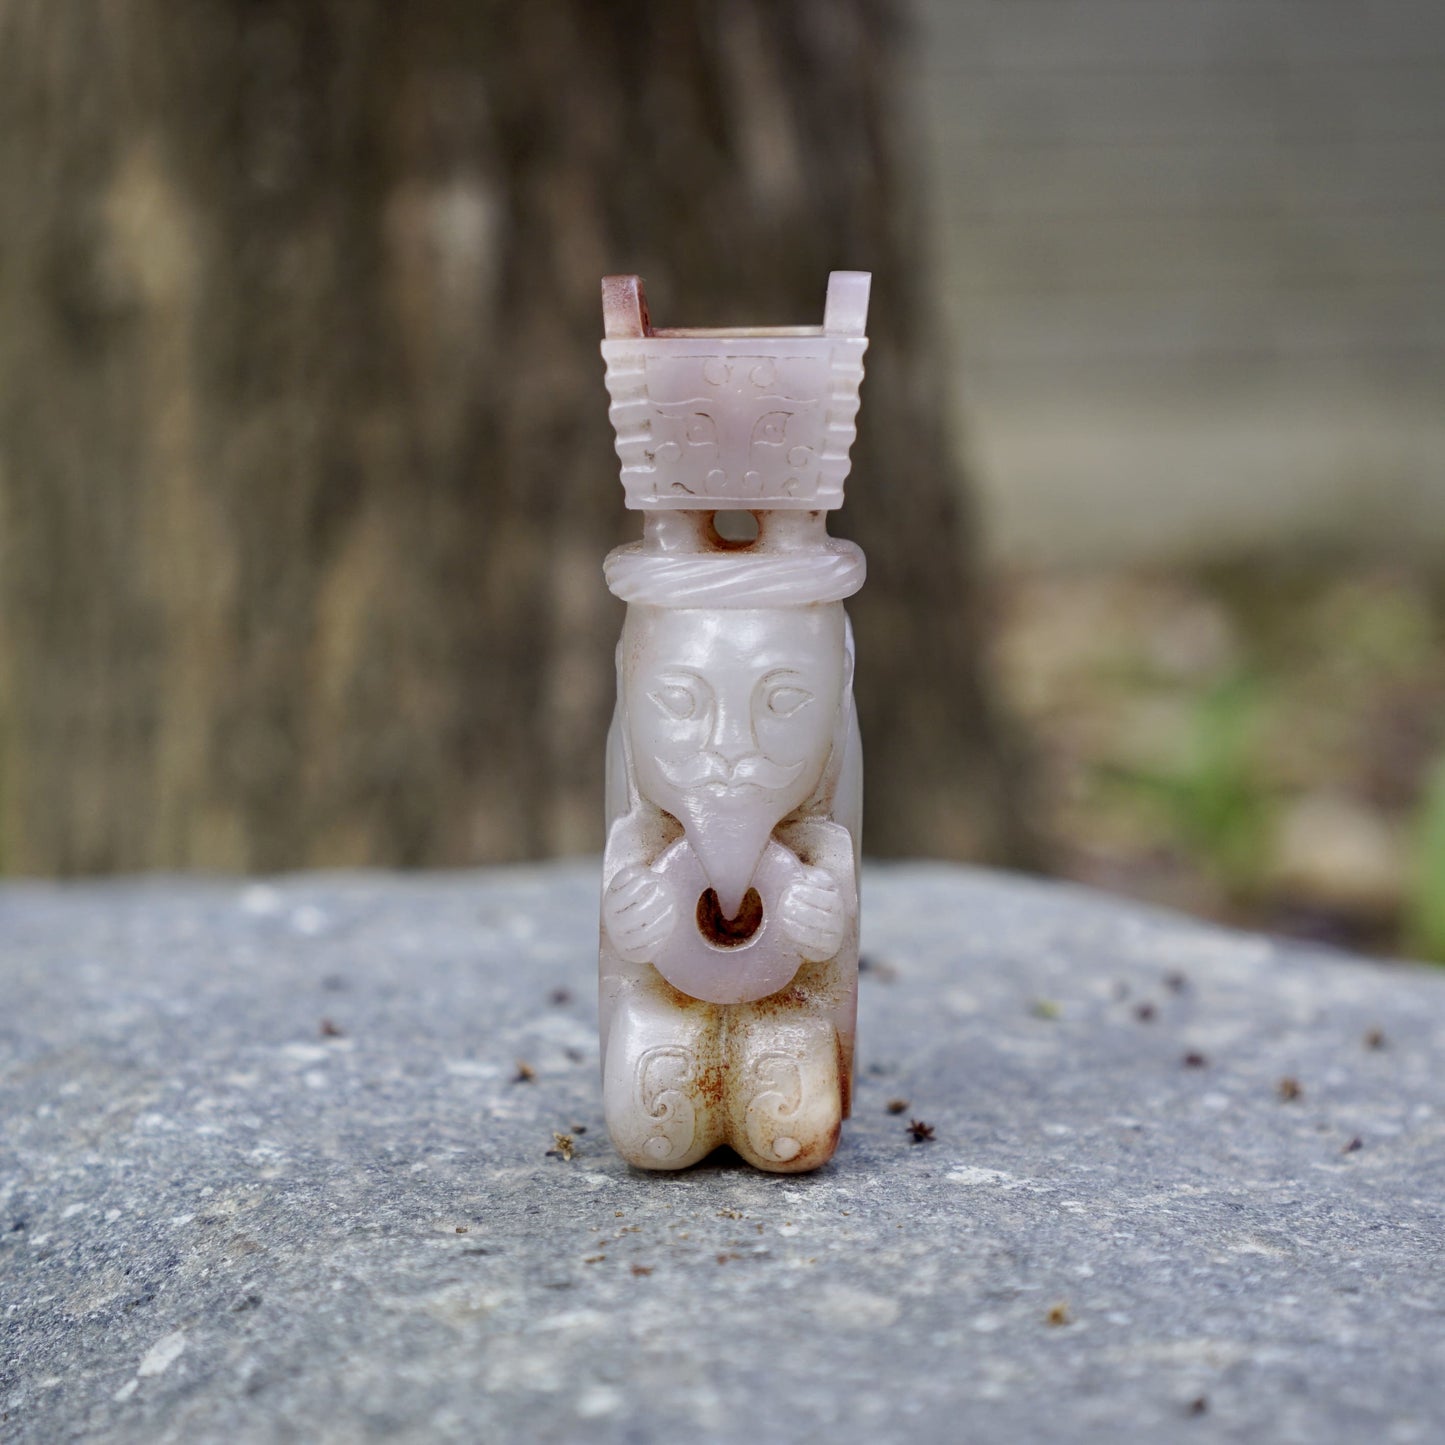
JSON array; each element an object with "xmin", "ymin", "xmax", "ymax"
[
  {"xmin": 696, "ymin": 887, "xmax": 764, "ymax": 947},
  {"xmin": 710, "ymin": 510, "xmax": 760, "ymax": 545}
]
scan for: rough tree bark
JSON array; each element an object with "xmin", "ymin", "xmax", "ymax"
[{"xmin": 0, "ymin": 0, "xmax": 1034, "ymax": 874}]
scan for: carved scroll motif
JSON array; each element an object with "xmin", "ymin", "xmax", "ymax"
[
  {"xmin": 633, "ymin": 1044, "xmax": 698, "ymax": 1163},
  {"xmin": 742, "ymin": 1049, "xmax": 806, "ymax": 1165}
]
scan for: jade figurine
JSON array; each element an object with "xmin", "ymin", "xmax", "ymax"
[{"xmin": 598, "ymin": 272, "xmax": 870, "ymax": 1172}]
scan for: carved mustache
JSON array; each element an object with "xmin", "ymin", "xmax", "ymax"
[{"xmin": 658, "ymin": 751, "xmax": 805, "ymax": 792}]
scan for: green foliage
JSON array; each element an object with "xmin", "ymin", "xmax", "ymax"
[
  {"xmin": 1408, "ymin": 755, "xmax": 1445, "ymax": 962},
  {"xmin": 1099, "ymin": 673, "xmax": 1272, "ymax": 898}
]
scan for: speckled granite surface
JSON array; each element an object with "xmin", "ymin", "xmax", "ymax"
[{"xmin": 2, "ymin": 862, "xmax": 1442, "ymax": 1443}]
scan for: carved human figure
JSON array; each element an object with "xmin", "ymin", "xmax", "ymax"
[
  {"xmin": 598, "ymin": 271, "xmax": 869, "ymax": 1172},
  {"xmin": 600, "ymin": 596, "xmax": 859, "ymax": 1171},
  {"xmin": 607, "ymin": 603, "xmax": 849, "ymax": 965}
]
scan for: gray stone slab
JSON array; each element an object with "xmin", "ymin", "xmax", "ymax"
[{"xmin": 2, "ymin": 862, "xmax": 1443, "ymax": 1444}]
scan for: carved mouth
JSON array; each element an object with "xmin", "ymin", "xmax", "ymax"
[
  {"xmin": 699, "ymin": 778, "xmax": 769, "ymax": 796},
  {"xmin": 660, "ymin": 754, "xmax": 804, "ymax": 792}
]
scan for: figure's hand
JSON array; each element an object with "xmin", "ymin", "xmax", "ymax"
[
  {"xmin": 603, "ymin": 863, "xmax": 679, "ymax": 964},
  {"xmin": 778, "ymin": 866, "xmax": 847, "ymax": 962}
]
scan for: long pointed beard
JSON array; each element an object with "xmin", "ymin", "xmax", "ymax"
[{"xmin": 673, "ymin": 796, "xmax": 779, "ymax": 920}]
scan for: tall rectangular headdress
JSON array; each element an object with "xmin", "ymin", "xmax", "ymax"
[{"xmin": 601, "ymin": 272, "xmax": 870, "ymax": 512}]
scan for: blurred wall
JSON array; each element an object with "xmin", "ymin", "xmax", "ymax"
[{"xmin": 919, "ymin": 0, "xmax": 1445, "ymax": 564}]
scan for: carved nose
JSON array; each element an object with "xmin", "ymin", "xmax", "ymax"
[{"xmin": 710, "ymin": 702, "xmax": 754, "ymax": 766}]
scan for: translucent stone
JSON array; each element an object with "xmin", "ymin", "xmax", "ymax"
[{"xmin": 598, "ymin": 273, "xmax": 870, "ymax": 1172}]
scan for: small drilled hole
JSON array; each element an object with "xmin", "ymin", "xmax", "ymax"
[
  {"xmin": 696, "ymin": 887, "xmax": 763, "ymax": 946},
  {"xmin": 710, "ymin": 510, "xmax": 760, "ymax": 545}
]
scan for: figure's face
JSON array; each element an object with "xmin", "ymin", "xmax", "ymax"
[{"xmin": 622, "ymin": 604, "xmax": 847, "ymax": 916}]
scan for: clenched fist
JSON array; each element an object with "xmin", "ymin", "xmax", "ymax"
[
  {"xmin": 778, "ymin": 865, "xmax": 847, "ymax": 962},
  {"xmin": 603, "ymin": 863, "xmax": 679, "ymax": 963}
]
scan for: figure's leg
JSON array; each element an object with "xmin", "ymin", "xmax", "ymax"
[
  {"xmin": 725, "ymin": 1011, "xmax": 843, "ymax": 1173},
  {"xmin": 602, "ymin": 983, "xmax": 725, "ymax": 1170}
]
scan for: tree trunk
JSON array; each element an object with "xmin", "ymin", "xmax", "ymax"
[{"xmin": 0, "ymin": 0, "xmax": 1035, "ymax": 874}]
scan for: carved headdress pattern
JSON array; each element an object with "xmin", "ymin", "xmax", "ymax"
[{"xmin": 601, "ymin": 273, "xmax": 871, "ymax": 610}]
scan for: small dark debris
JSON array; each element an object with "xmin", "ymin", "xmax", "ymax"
[
  {"xmin": 1187, "ymin": 1396, "xmax": 1209, "ymax": 1417},
  {"xmin": 1134, "ymin": 1002, "xmax": 1157, "ymax": 1023},
  {"xmin": 9, "ymin": 1219, "xmax": 26, "ymax": 1233},
  {"xmin": 231, "ymin": 1292, "xmax": 262, "ymax": 1313},
  {"xmin": 320, "ymin": 974, "xmax": 347, "ymax": 993},
  {"xmin": 1277, "ymin": 1076, "xmax": 1302, "ymax": 1102},
  {"xmin": 716, "ymin": 1208, "xmax": 742, "ymax": 1220},
  {"xmin": 1046, "ymin": 1301, "xmax": 1071, "ymax": 1326},
  {"xmin": 1364, "ymin": 1027, "xmax": 1387, "ymax": 1050},
  {"xmin": 886, "ymin": 1098, "xmax": 910, "ymax": 1115},
  {"xmin": 571, "ymin": 1124, "xmax": 588, "ymax": 1135},
  {"xmin": 906, "ymin": 1118, "xmax": 936, "ymax": 1144},
  {"xmin": 548, "ymin": 987, "xmax": 574, "ymax": 1006},
  {"xmin": 546, "ymin": 1132, "xmax": 575, "ymax": 1161},
  {"xmin": 716, "ymin": 1252, "xmax": 739, "ymax": 1264},
  {"xmin": 319, "ymin": 1018, "xmax": 344, "ymax": 1038},
  {"xmin": 1164, "ymin": 971, "xmax": 1189, "ymax": 993},
  {"xmin": 564, "ymin": 1047, "xmax": 586, "ymax": 1064},
  {"xmin": 583, "ymin": 1254, "xmax": 605, "ymax": 1264},
  {"xmin": 1181, "ymin": 1052, "xmax": 1209, "ymax": 1068},
  {"xmin": 630, "ymin": 1264, "xmax": 653, "ymax": 1277},
  {"xmin": 858, "ymin": 955, "xmax": 899, "ymax": 983},
  {"xmin": 455, "ymin": 1226, "xmax": 468, "ymax": 1234},
  {"xmin": 512, "ymin": 1060, "xmax": 536, "ymax": 1083},
  {"xmin": 1343, "ymin": 1136, "xmax": 1363, "ymax": 1154},
  {"xmin": 866, "ymin": 1061, "xmax": 895, "ymax": 1078},
  {"xmin": 1030, "ymin": 998, "xmax": 1061, "ymax": 1021}
]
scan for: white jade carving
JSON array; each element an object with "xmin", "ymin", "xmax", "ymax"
[{"xmin": 598, "ymin": 272, "xmax": 869, "ymax": 1172}]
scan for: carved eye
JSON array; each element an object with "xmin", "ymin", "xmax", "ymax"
[
  {"xmin": 651, "ymin": 684, "xmax": 698, "ymax": 721},
  {"xmin": 685, "ymin": 413, "xmax": 716, "ymax": 445},
  {"xmin": 766, "ymin": 685, "xmax": 811, "ymax": 718},
  {"xmin": 753, "ymin": 411, "xmax": 790, "ymax": 446}
]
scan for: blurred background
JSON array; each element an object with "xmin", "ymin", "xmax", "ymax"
[
  {"xmin": 0, "ymin": 1, "xmax": 1441, "ymax": 961},
  {"xmin": 921, "ymin": 0, "xmax": 1445, "ymax": 959}
]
